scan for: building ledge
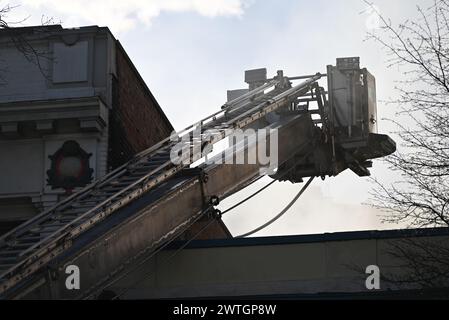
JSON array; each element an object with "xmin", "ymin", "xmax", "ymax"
[{"xmin": 0, "ymin": 96, "xmax": 107, "ymax": 134}]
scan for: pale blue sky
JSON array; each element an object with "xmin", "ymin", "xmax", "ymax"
[{"xmin": 7, "ymin": 0, "xmax": 430, "ymax": 236}]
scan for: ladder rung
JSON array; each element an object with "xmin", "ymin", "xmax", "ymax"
[
  {"xmin": 115, "ymin": 176, "xmax": 140, "ymax": 182},
  {"xmin": 15, "ymin": 238, "xmax": 41, "ymax": 244},
  {"xmin": 0, "ymin": 250, "xmax": 25, "ymax": 257},
  {"xmin": 0, "ymin": 257, "xmax": 18, "ymax": 264},
  {"xmin": 28, "ymin": 224, "xmax": 73, "ymax": 234},
  {"xmin": 0, "ymin": 241, "xmax": 29, "ymax": 250},
  {"xmin": 69, "ymin": 202, "xmax": 99, "ymax": 209}
]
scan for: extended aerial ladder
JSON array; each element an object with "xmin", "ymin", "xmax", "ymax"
[{"xmin": 0, "ymin": 57, "xmax": 395, "ymax": 299}]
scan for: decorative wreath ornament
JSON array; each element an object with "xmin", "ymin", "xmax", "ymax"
[{"xmin": 47, "ymin": 140, "xmax": 93, "ymax": 193}]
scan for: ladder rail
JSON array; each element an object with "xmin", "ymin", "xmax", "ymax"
[
  {"xmin": 15, "ymin": 160, "xmax": 174, "ymax": 258},
  {"xmin": 0, "ymin": 74, "xmax": 323, "ymax": 295},
  {"xmin": 229, "ymin": 74, "xmax": 322, "ymax": 127},
  {"xmin": 0, "ymin": 162, "xmax": 182, "ymax": 286},
  {"xmin": 222, "ymin": 79, "xmax": 279, "ymax": 110},
  {"xmin": 2, "ymin": 87, "xmax": 288, "ymax": 260},
  {"xmin": 0, "ymin": 79, "xmax": 281, "ymax": 245}
]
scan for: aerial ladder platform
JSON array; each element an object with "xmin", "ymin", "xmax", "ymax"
[{"xmin": 0, "ymin": 57, "xmax": 395, "ymax": 299}]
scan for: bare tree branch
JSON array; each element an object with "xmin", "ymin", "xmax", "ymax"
[
  {"xmin": 366, "ymin": 0, "xmax": 449, "ymax": 228},
  {"xmin": 365, "ymin": 0, "xmax": 449, "ymax": 288},
  {"xmin": 0, "ymin": 3, "xmax": 54, "ymax": 83}
]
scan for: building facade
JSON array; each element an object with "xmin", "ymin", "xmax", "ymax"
[{"xmin": 0, "ymin": 25, "xmax": 174, "ymax": 233}]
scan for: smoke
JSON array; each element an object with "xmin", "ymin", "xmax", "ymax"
[{"xmin": 221, "ymin": 177, "xmax": 403, "ymax": 237}]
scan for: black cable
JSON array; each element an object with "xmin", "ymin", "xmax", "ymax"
[
  {"xmin": 107, "ymin": 150, "xmax": 314, "ymax": 299},
  {"xmin": 220, "ymin": 149, "xmax": 313, "ymax": 216},
  {"xmin": 222, "ymin": 178, "xmax": 277, "ymax": 215},
  {"xmin": 106, "ymin": 177, "xmax": 277, "ymax": 299},
  {"xmin": 113, "ymin": 175, "xmax": 315, "ymax": 298},
  {"xmin": 99, "ymin": 176, "xmax": 273, "ymax": 299},
  {"xmin": 236, "ymin": 176, "xmax": 315, "ymax": 238}
]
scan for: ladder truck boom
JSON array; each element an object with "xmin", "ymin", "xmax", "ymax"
[{"xmin": 0, "ymin": 57, "xmax": 395, "ymax": 299}]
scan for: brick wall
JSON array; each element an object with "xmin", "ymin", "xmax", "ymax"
[{"xmin": 108, "ymin": 41, "xmax": 174, "ymax": 169}]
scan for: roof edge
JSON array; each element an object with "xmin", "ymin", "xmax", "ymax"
[{"xmin": 168, "ymin": 227, "xmax": 449, "ymax": 249}]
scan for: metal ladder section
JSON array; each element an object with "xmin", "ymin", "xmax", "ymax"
[{"xmin": 0, "ymin": 72, "xmax": 323, "ymax": 295}]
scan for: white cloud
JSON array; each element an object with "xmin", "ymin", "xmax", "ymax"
[{"xmin": 19, "ymin": 0, "xmax": 252, "ymax": 32}]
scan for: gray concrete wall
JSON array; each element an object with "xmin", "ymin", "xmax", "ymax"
[
  {"xmin": 114, "ymin": 231, "xmax": 449, "ymax": 299},
  {"xmin": 0, "ymin": 26, "xmax": 114, "ymax": 221},
  {"xmin": 0, "ymin": 119, "xmax": 108, "ymax": 215},
  {"xmin": 0, "ymin": 26, "xmax": 115, "ymax": 104}
]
